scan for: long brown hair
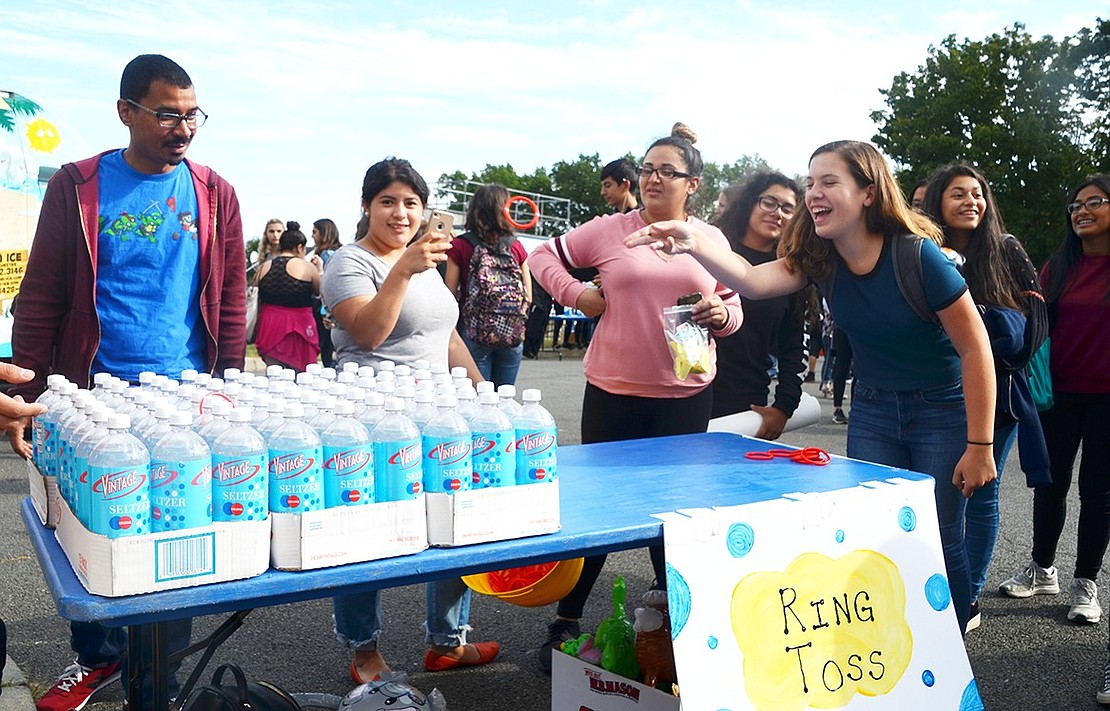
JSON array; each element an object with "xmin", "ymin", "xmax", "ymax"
[
  {"xmin": 923, "ymin": 163, "xmax": 1022, "ymax": 311},
  {"xmin": 778, "ymin": 140, "xmax": 942, "ymax": 281},
  {"xmin": 312, "ymin": 218, "xmax": 342, "ymax": 253}
]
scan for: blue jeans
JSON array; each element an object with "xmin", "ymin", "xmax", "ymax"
[
  {"xmin": 965, "ymin": 424, "xmax": 1018, "ymax": 603},
  {"xmin": 846, "ymin": 380, "xmax": 971, "ymax": 633},
  {"xmin": 332, "ymin": 579, "xmax": 472, "ymax": 649},
  {"xmin": 72, "ymin": 619, "xmax": 190, "ymax": 698},
  {"xmin": 462, "ymin": 334, "xmax": 522, "ymax": 387}
]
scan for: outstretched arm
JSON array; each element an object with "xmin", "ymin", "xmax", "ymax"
[{"xmin": 624, "ymin": 220, "xmax": 807, "ymax": 299}]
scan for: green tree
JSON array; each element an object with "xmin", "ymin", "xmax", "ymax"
[
  {"xmin": 550, "ymin": 153, "xmax": 606, "ymax": 225},
  {"xmin": 689, "ymin": 156, "xmax": 773, "ymax": 221},
  {"xmin": 871, "ymin": 23, "xmax": 1101, "ymax": 265},
  {"xmin": 1061, "ymin": 18, "xmax": 1110, "ymax": 170}
]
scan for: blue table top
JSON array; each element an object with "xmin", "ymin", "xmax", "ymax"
[{"xmin": 23, "ymin": 432, "xmax": 926, "ymax": 627}]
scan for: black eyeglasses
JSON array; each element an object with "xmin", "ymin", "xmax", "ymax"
[
  {"xmin": 638, "ymin": 165, "xmax": 693, "ymax": 181},
  {"xmin": 756, "ymin": 196, "xmax": 796, "ymax": 217},
  {"xmin": 125, "ymin": 99, "xmax": 208, "ymax": 129},
  {"xmin": 1066, "ymin": 197, "xmax": 1110, "ymax": 214}
]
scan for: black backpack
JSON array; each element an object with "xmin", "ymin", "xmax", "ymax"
[{"xmin": 178, "ymin": 664, "xmax": 302, "ymax": 711}]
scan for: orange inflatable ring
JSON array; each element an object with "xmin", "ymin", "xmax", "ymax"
[{"xmin": 503, "ymin": 195, "xmax": 539, "ymax": 231}]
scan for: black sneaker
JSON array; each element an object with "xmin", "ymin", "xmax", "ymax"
[
  {"xmin": 965, "ymin": 600, "xmax": 981, "ymax": 633},
  {"xmin": 539, "ymin": 618, "xmax": 581, "ymax": 674},
  {"xmin": 832, "ymin": 408, "xmax": 848, "ymax": 425}
]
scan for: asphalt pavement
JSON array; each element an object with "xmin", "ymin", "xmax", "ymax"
[{"xmin": 1, "ymin": 350, "xmax": 1106, "ymax": 709}]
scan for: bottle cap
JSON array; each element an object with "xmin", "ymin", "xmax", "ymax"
[
  {"xmin": 170, "ymin": 411, "xmax": 193, "ymax": 427},
  {"xmin": 522, "ymin": 388, "xmax": 542, "ymax": 402}
]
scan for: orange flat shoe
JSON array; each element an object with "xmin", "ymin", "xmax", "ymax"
[
  {"xmin": 423, "ymin": 641, "xmax": 501, "ymax": 672},
  {"xmin": 350, "ymin": 660, "xmax": 381, "ymax": 684}
]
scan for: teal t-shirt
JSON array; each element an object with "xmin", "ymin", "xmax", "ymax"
[
  {"xmin": 94, "ymin": 150, "xmax": 205, "ymax": 381},
  {"xmin": 825, "ymin": 235, "xmax": 968, "ymax": 391}
]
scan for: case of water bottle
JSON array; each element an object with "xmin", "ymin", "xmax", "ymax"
[
  {"xmin": 27, "ymin": 459, "xmax": 61, "ymax": 528},
  {"xmin": 426, "ymin": 481, "xmax": 561, "ymax": 547},
  {"xmin": 49, "ymin": 489, "xmax": 270, "ymax": 597},
  {"xmin": 269, "ymin": 498, "xmax": 428, "ymax": 571}
]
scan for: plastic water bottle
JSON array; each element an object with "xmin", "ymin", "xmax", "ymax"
[
  {"xmin": 87, "ymin": 414, "xmax": 151, "ymax": 538},
  {"xmin": 371, "ymin": 398, "xmax": 422, "ymax": 502},
  {"xmin": 267, "ymin": 402, "xmax": 324, "ymax": 513},
  {"xmin": 72, "ymin": 406, "xmax": 109, "ymax": 527},
  {"xmin": 55, "ymin": 394, "xmax": 91, "ymax": 504},
  {"xmin": 514, "ymin": 389, "xmax": 558, "ymax": 485},
  {"xmin": 321, "ymin": 400, "xmax": 373, "ymax": 507},
  {"xmin": 150, "ymin": 411, "xmax": 213, "ymax": 532},
  {"xmin": 60, "ymin": 399, "xmax": 98, "ymax": 507},
  {"xmin": 497, "ymin": 384, "xmax": 522, "ymax": 420},
  {"xmin": 357, "ymin": 391, "xmax": 386, "ymax": 431},
  {"xmin": 32, "ymin": 374, "xmax": 67, "ymax": 471},
  {"xmin": 455, "ymin": 386, "xmax": 479, "ymax": 425},
  {"xmin": 211, "ymin": 407, "xmax": 268, "ymax": 522},
  {"xmin": 409, "ymin": 389, "xmax": 437, "ymax": 429},
  {"xmin": 40, "ymin": 382, "xmax": 77, "ymax": 479},
  {"xmin": 197, "ymin": 398, "xmax": 232, "ymax": 447},
  {"xmin": 421, "ymin": 394, "xmax": 472, "ymax": 495},
  {"xmin": 309, "ymin": 394, "xmax": 337, "ymax": 435},
  {"xmin": 470, "ymin": 392, "xmax": 517, "ymax": 488},
  {"xmin": 141, "ymin": 402, "xmax": 174, "ymax": 452},
  {"xmin": 256, "ymin": 398, "xmax": 288, "ymax": 442}
]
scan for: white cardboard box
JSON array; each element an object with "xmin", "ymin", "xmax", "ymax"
[
  {"xmin": 27, "ymin": 459, "xmax": 58, "ymax": 528},
  {"xmin": 269, "ymin": 497, "xmax": 428, "ymax": 571},
  {"xmin": 52, "ymin": 495, "xmax": 270, "ymax": 597},
  {"xmin": 552, "ymin": 650, "xmax": 681, "ymax": 711},
  {"xmin": 426, "ymin": 480, "xmax": 560, "ymax": 547}
]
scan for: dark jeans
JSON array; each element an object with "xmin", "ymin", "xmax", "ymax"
[
  {"xmin": 1032, "ymin": 391, "xmax": 1110, "ymax": 581},
  {"xmin": 556, "ymin": 383, "xmax": 712, "ymax": 620},
  {"xmin": 73, "ymin": 619, "xmax": 191, "ymax": 698}
]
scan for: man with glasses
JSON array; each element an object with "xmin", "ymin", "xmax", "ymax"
[{"xmin": 11, "ymin": 53, "xmax": 245, "ymax": 711}]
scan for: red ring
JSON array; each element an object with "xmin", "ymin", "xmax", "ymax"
[{"xmin": 503, "ymin": 195, "xmax": 539, "ymax": 231}]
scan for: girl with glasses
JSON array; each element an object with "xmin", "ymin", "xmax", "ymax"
[
  {"xmin": 710, "ymin": 172, "xmax": 807, "ymax": 439},
  {"xmin": 626, "ymin": 139, "xmax": 997, "ymax": 634},
  {"xmin": 528, "ymin": 123, "xmax": 743, "ymax": 672},
  {"xmin": 999, "ymin": 176, "xmax": 1110, "ymax": 676},
  {"xmin": 921, "ymin": 164, "xmax": 1050, "ymax": 633}
]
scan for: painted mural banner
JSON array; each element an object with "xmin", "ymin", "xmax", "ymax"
[
  {"xmin": 660, "ymin": 476, "xmax": 982, "ymax": 710},
  {"xmin": 0, "ymin": 90, "xmax": 64, "ymax": 357}
]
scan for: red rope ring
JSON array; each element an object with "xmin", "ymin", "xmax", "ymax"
[{"xmin": 503, "ymin": 195, "xmax": 539, "ymax": 231}]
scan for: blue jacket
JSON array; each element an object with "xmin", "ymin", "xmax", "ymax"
[{"xmin": 982, "ymin": 306, "xmax": 1050, "ymax": 486}]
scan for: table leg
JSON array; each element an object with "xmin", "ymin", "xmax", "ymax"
[{"xmin": 126, "ymin": 622, "xmax": 172, "ymax": 709}]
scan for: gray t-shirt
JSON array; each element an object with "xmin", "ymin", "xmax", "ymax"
[{"xmin": 320, "ymin": 243, "xmax": 458, "ymax": 369}]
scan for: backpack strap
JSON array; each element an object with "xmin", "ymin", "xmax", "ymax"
[{"xmin": 891, "ymin": 233, "xmax": 937, "ymax": 324}]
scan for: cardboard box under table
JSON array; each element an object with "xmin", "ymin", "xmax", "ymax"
[{"xmin": 23, "ymin": 433, "xmax": 963, "ymax": 711}]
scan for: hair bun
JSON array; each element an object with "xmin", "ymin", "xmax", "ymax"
[
  {"xmin": 671, "ymin": 122, "xmax": 697, "ymax": 144},
  {"xmin": 287, "ymin": 220, "xmax": 300, "ymax": 231}
]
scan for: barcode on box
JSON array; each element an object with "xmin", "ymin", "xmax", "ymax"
[{"xmin": 155, "ymin": 532, "xmax": 216, "ymax": 582}]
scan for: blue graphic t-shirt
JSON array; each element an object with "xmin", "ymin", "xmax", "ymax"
[{"xmin": 94, "ymin": 150, "xmax": 205, "ymax": 381}]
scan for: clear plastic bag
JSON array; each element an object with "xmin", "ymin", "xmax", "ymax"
[{"xmin": 663, "ymin": 304, "xmax": 711, "ymax": 380}]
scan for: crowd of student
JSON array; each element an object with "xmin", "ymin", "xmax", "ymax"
[{"xmin": 1, "ymin": 51, "xmax": 1108, "ymax": 708}]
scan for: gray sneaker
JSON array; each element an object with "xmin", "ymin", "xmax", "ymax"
[
  {"xmin": 1069, "ymin": 577, "xmax": 1102, "ymax": 624},
  {"xmin": 999, "ymin": 561, "xmax": 1060, "ymax": 598}
]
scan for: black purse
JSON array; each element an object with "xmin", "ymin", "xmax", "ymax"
[{"xmin": 178, "ymin": 663, "xmax": 301, "ymax": 711}]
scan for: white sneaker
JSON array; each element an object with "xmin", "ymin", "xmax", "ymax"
[
  {"xmin": 1069, "ymin": 577, "xmax": 1102, "ymax": 624},
  {"xmin": 999, "ymin": 561, "xmax": 1060, "ymax": 598},
  {"xmin": 1098, "ymin": 659, "xmax": 1110, "ymax": 704}
]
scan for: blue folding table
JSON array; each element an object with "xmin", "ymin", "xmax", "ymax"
[{"xmin": 22, "ymin": 432, "xmax": 928, "ymax": 709}]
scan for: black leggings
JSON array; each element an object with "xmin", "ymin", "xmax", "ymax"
[
  {"xmin": 556, "ymin": 383, "xmax": 713, "ymax": 620},
  {"xmin": 1031, "ymin": 391, "xmax": 1110, "ymax": 580}
]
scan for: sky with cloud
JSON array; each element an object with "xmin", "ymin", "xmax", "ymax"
[{"xmin": 1, "ymin": 0, "xmax": 1104, "ymax": 242}]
